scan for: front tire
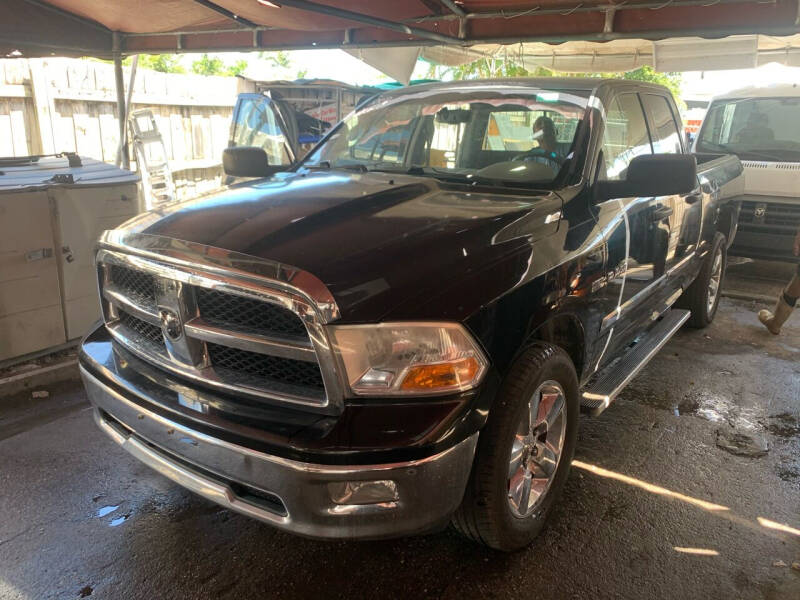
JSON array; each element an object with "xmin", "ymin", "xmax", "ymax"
[
  {"xmin": 451, "ymin": 343, "xmax": 579, "ymax": 551},
  {"xmin": 678, "ymin": 232, "xmax": 726, "ymax": 328}
]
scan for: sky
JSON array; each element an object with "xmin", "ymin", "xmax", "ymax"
[{"xmin": 180, "ymin": 49, "xmax": 800, "ymax": 100}]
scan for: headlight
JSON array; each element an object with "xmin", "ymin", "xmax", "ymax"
[{"xmin": 328, "ymin": 322, "xmax": 488, "ymax": 397}]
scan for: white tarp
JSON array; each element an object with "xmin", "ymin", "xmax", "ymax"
[
  {"xmin": 345, "ymin": 46, "xmax": 421, "ymax": 84},
  {"xmin": 417, "ymin": 34, "xmax": 800, "ymax": 75}
]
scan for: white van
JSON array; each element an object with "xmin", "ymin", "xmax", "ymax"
[{"xmin": 694, "ymin": 83, "xmax": 800, "ymax": 262}]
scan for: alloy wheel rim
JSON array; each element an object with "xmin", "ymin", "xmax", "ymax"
[
  {"xmin": 507, "ymin": 380, "xmax": 567, "ymax": 518},
  {"xmin": 707, "ymin": 249, "xmax": 723, "ymax": 314}
]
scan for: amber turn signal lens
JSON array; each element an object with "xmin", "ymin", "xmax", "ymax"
[{"xmin": 399, "ymin": 357, "xmax": 481, "ymax": 392}]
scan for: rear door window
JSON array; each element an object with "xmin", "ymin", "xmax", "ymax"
[
  {"xmin": 641, "ymin": 94, "xmax": 683, "ymax": 154},
  {"xmin": 601, "ymin": 93, "xmax": 652, "ymax": 180}
]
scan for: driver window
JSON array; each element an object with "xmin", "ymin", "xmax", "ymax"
[
  {"xmin": 232, "ymin": 96, "xmax": 292, "ymax": 166},
  {"xmin": 601, "ymin": 94, "xmax": 652, "ymax": 180}
]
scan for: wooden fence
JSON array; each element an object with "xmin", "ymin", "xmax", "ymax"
[{"xmin": 0, "ymin": 58, "xmax": 238, "ymax": 200}]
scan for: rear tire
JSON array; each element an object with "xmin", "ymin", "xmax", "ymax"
[
  {"xmin": 451, "ymin": 342, "xmax": 579, "ymax": 551},
  {"xmin": 678, "ymin": 232, "xmax": 726, "ymax": 328}
]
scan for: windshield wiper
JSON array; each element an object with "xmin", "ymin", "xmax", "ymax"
[
  {"xmin": 698, "ymin": 142, "xmax": 793, "ymax": 162},
  {"xmin": 738, "ymin": 149, "xmax": 795, "ymax": 162},
  {"xmin": 367, "ymin": 165, "xmax": 426, "ymax": 176},
  {"xmin": 304, "ymin": 162, "xmax": 369, "ymax": 172},
  {"xmin": 304, "ymin": 160, "xmax": 331, "ymax": 169}
]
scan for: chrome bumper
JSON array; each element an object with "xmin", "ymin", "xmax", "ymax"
[{"xmin": 80, "ymin": 366, "xmax": 478, "ymax": 540}]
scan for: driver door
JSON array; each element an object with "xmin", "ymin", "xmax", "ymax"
[
  {"xmin": 596, "ymin": 92, "xmax": 671, "ymax": 350},
  {"xmin": 229, "ymin": 93, "xmax": 297, "ymax": 167}
]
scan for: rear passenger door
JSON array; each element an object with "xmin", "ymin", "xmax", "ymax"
[{"xmin": 640, "ymin": 93, "xmax": 702, "ymax": 275}]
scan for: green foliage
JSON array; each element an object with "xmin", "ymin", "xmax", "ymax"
[
  {"xmin": 257, "ymin": 50, "xmax": 292, "ymax": 69},
  {"xmin": 226, "ymin": 59, "xmax": 248, "ymax": 77},
  {"xmin": 189, "ymin": 54, "xmax": 250, "ymax": 77},
  {"xmin": 135, "ymin": 54, "xmax": 185, "ymax": 73},
  {"xmin": 191, "ymin": 54, "xmax": 225, "ymax": 76},
  {"xmin": 619, "ymin": 66, "xmax": 683, "ymax": 106}
]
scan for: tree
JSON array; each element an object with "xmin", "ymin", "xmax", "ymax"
[
  {"xmin": 225, "ymin": 59, "xmax": 248, "ymax": 77},
  {"xmin": 192, "ymin": 54, "xmax": 225, "ymax": 76},
  {"xmin": 136, "ymin": 54, "xmax": 185, "ymax": 73},
  {"xmin": 619, "ymin": 66, "xmax": 683, "ymax": 105},
  {"xmin": 257, "ymin": 50, "xmax": 292, "ymax": 69}
]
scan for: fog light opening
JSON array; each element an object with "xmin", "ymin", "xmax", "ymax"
[{"xmin": 328, "ymin": 480, "xmax": 399, "ymax": 505}]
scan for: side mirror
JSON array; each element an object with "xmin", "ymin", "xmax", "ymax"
[
  {"xmin": 597, "ymin": 153, "xmax": 697, "ymax": 200},
  {"xmin": 222, "ymin": 146, "xmax": 284, "ymax": 177}
]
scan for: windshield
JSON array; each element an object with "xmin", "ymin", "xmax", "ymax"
[
  {"xmin": 302, "ymin": 87, "xmax": 591, "ymax": 187},
  {"xmin": 696, "ymin": 96, "xmax": 800, "ymax": 162}
]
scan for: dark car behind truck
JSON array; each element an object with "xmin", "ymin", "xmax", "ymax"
[{"xmin": 80, "ymin": 79, "xmax": 743, "ymax": 550}]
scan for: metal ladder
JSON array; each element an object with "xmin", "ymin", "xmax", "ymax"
[{"xmin": 129, "ymin": 109, "xmax": 176, "ymax": 210}]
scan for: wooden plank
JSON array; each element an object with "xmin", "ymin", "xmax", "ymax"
[
  {"xmin": 2, "ymin": 60, "xmax": 29, "ymax": 85},
  {"xmin": 155, "ymin": 110, "xmax": 173, "ymax": 161},
  {"xmin": 52, "ymin": 99, "xmax": 77, "ymax": 154},
  {"xmin": 28, "ymin": 59, "xmax": 57, "ymax": 155},
  {"xmin": 0, "ymin": 99, "xmax": 14, "ymax": 156},
  {"xmin": 72, "ymin": 101, "xmax": 103, "ymax": 160},
  {"xmin": 191, "ymin": 112, "xmax": 206, "ymax": 159},
  {"xmin": 98, "ymin": 102, "xmax": 118, "ymax": 163},
  {"xmin": 210, "ymin": 112, "xmax": 229, "ymax": 159},
  {"xmin": 0, "ymin": 84, "xmax": 30, "ymax": 98},
  {"xmin": 9, "ymin": 98, "xmax": 30, "ymax": 156}
]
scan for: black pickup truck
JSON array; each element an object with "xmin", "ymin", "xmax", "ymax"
[{"xmin": 79, "ymin": 79, "xmax": 743, "ymax": 551}]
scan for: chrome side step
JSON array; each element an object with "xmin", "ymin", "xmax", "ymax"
[{"xmin": 581, "ymin": 309, "xmax": 690, "ymax": 416}]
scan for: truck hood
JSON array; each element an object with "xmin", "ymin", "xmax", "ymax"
[
  {"xmin": 741, "ymin": 160, "xmax": 800, "ymax": 198},
  {"xmin": 120, "ymin": 171, "xmax": 561, "ymax": 322}
]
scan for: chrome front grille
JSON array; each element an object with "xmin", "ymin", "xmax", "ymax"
[
  {"xmin": 739, "ymin": 200, "xmax": 800, "ymax": 232},
  {"xmin": 195, "ymin": 288, "xmax": 308, "ymax": 340},
  {"xmin": 110, "ymin": 265, "xmax": 157, "ymax": 310},
  {"xmin": 206, "ymin": 343, "xmax": 325, "ymax": 390},
  {"xmin": 118, "ymin": 310, "xmax": 164, "ymax": 349},
  {"xmin": 97, "ymin": 248, "xmax": 338, "ymax": 410}
]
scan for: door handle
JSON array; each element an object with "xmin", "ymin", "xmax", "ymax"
[
  {"xmin": 651, "ymin": 206, "xmax": 673, "ymax": 221},
  {"xmin": 26, "ymin": 247, "xmax": 54, "ymax": 262},
  {"xmin": 685, "ymin": 193, "xmax": 702, "ymax": 205}
]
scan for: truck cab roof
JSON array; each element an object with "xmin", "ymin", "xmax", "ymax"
[{"xmin": 371, "ymin": 77, "xmax": 671, "ymax": 100}]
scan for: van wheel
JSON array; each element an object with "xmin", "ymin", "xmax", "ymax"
[
  {"xmin": 678, "ymin": 232, "xmax": 726, "ymax": 328},
  {"xmin": 451, "ymin": 342, "xmax": 579, "ymax": 551}
]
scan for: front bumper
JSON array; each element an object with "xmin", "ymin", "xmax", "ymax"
[{"xmin": 80, "ymin": 365, "xmax": 478, "ymax": 540}]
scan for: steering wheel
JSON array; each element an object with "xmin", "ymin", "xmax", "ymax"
[{"xmin": 513, "ymin": 148, "xmax": 564, "ymax": 168}]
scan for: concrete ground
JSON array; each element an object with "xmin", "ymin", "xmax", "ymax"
[{"xmin": 1, "ymin": 269, "xmax": 799, "ymax": 599}]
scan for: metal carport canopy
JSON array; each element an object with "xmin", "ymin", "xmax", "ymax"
[{"xmin": 3, "ymin": 0, "xmax": 800, "ymax": 59}]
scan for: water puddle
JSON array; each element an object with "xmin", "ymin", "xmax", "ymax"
[
  {"xmin": 766, "ymin": 413, "xmax": 800, "ymax": 439},
  {"xmin": 96, "ymin": 505, "xmax": 119, "ymax": 518},
  {"xmin": 109, "ymin": 514, "xmax": 130, "ymax": 527},
  {"xmin": 715, "ymin": 426, "xmax": 769, "ymax": 458}
]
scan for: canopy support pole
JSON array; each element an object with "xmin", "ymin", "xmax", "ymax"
[
  {"xmin": 113, "ymin": 32, "xmax": 138, "ymax": 170},
  {"xmin": 114, "ymin": 54, "xmax": 128, "ymax": 168}
]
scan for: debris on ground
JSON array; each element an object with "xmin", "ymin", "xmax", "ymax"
[
  {"xmin": 0, "ymin": 347, "xmax": 78, "ymax": 380},
  {"xmin": 715, "ymin": 425, "xmax": 770, "ymax": 457},
  {"xmin": 31, "ymin": 390, "xmax": 50, "ymax": 399},
  {"xmin": 773, "ymin": 560, "xmax": 788, "ymax": 568}
]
